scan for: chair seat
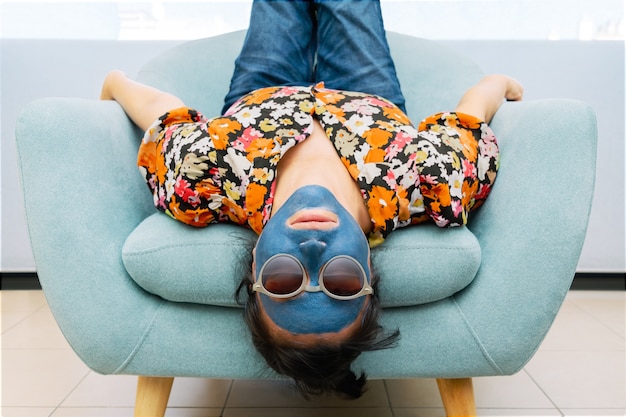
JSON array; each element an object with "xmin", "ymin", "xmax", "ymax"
[{"xmin": 122, "ymin": 213, "xmax": 481, "ymax": 308}]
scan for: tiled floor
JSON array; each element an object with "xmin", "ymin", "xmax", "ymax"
[{"xmin": 1, "ymin": 290, "xmax": 624, "ymax": 417}]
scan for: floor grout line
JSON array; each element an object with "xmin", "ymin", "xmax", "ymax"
[
  {"xmin": 52, "ymin": 369, "xmax": 94, "ymax": 413},
  {"xmin": 522, "ymin": 368, "xmax": 564, "ymax": 416},
  {"xmin": 219, "ymin": 379, "xmax": 235, "ymax": 416},
  {"xmin": 382, "ymin": 379, "xmax": 396, "ymax": 417}
]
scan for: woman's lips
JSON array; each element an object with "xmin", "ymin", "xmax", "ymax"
[{"xmin": 287, "ymin": 209, "xmax": 339, "ymax": 230}]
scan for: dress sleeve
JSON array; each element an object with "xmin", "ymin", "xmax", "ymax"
[
  {"xmin": 137, "ymin": 107, "xmax": 250, "ymax": 229},
  {"xmin": 416, "ymin": 112, "xmax": 499, "ymax": 227},
  {"xmin": 137, "ymin": 107, "xmax": 207, "ymax": 199}
]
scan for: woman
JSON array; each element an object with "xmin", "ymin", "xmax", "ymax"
[{"xmin": 101, "ymin": 0, "xmax": 523, "ymax": 399}]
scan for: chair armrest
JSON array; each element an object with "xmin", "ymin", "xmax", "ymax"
[
  {"xmin": 355, "ymin": 99, "xmax": 597, "ymax": 379},
  {"xmin": 458, "ymin": 98, "xmax": 597, "ymax": 373},
  {"xmin": 16, "ymin": 98, "xmax": 161, "ymax": 373}
]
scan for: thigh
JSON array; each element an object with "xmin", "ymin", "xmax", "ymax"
[
  {"xmin": 222, "ymin": 0, "xmax": 316, "ymax": 114},
  {"xmin": 314, "ymin": 0, "xmax": 406, "ymax": 113}
]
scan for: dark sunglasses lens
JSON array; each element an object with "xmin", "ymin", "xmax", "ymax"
[
  {"xmin": 261, "ymin": 256, "xmax": 304, "ymax": 295},
  {"xmin": 322, "ymin": 258, "xmax": 365, "ymax": 297}
]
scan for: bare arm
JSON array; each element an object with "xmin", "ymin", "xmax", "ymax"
[
  {"xmin": 100, "ymin": 70, "xmax": 185, "ymax": 132},
  {"xmin": 455, "ymin": 75, "xmax": 524, "ymax": 123}
]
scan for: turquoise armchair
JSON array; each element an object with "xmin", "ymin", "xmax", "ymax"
[{"xmin": 16, "ymin": 31, "xmax": 596, "ymax": 416}]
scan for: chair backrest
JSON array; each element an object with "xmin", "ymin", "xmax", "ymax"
[{"xmin": 137, "ymin": 31, "xmax": 485, "ymax": 123}]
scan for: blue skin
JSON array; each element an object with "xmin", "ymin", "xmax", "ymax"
[{"xmin": 254, "ymin": 185, "xmax": 371, "ymax": 334}]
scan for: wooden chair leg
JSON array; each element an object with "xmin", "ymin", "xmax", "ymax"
[
  {"xmin": 436, "ymin": 377, "xmax": 477, "ymax": 417},
  {"xmin": 134, "ymin": 376, "xmax": 174, "ymax": 417}
]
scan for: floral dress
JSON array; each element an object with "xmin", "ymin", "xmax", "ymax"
[{"xmin": 138, "ymin": 82, "xmax": 499, "ymax": 246}]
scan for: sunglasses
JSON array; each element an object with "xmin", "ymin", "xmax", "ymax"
[{"xmin": 252, "ymin": 254, "xmax": 373, "ymax": 300}]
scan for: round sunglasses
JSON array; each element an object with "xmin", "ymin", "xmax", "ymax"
[{"xmin": 252, "ymin": 254, "xmax": 373, "ymax": 300}]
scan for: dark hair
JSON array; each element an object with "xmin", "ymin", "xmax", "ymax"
[{"xmin": 236, "ymin": 263, "xmax": 400, "ymax": 399}]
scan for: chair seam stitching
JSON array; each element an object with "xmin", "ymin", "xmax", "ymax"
[
  {"xmin": 112, "ymin": 299, "xmax": 167, "ymax": 374},
  {"xmin": 123, "ymin": 242, "xmax": 250, "ymax": 256},
  {"xmin": 450, "ymin": 295, "xmax": 505, "ymax": 374}
]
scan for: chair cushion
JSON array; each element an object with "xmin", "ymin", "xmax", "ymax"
[{"xmin": 122, "ymin": 213, "xmax": 481, "ymax": 308}]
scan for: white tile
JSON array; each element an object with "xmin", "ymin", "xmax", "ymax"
[
  {"xmin": 477, "ymin": 411, "xmax": 562, "ymax": 417},
  {"xmin": 566, "ymin": 291, "xmax": 624, "ymax": 302},
  {"xmin": 386, "ymin": 374, "xmax": 555, "ymax": 410},
  {"xmin": 51, "ymin": 408, "xmax": 134, "ymax": 417},
  {"xmin": 538, "ymin": 302, "xmax": 625, "ymax": 351},
  {"xmin": 2, "ymin": 310, "xmax": 35, "ymax": 333},
  {"xmin": 0, "ymin": 407, "xmax": 56, "ymax": 417},
  {"xmin": 2, "ymin": 349, "xmax": 90, "ymax": 407},
  {"xmin": 1, "ymin": 290, "xmax": 48, "ymax": 312},
  {"xmin": 226, "ymin": 379, "xmax": 388, "ymax": 408},
  {"xmin": 525, "ymin": 350, "xmax": 626, "ymax": 409},
  {"xmin": 385, "ymin": 379, "xmax": 441, "ymax": 408},
  {"xmin": 51, "ymin": 407, "xmax": 225, "ymax": 417},
  {"xmin": 567, "ymin": 291, "xmax": 625, "ymax": 339},
  {"xmin": 474, "ymin": 374, "xmax": 556, "ymax": 409},
  {"xmin": 561, "ymin": 409, "xmax": 626, "ymax": 416},
  {"xmin": 61, "ymin": 374, "xmax": 231, "ymax": 408},
  {"xmin": 223, "ymin": 408, "xmax": 393, "ymax": 417},
  {"xmin": 391, "ymin": 409, "xmax": 444, "ymax": 417},
  {"xmin": 393, "ymin": 408, "xmax": 563, "ymax": 417},
  {"xmin": 60, "ymin": 373, "xmax": 138, "ymax": 407},
  {"xmin": 1, "ymin": 290, "xmax": 49, "ymax": 333},
  {"xmin": 166, "ymin": 409, "xmax": 224, "ymax": 417},
  {"xmin": 2, "ymin": 307, "xmax": 73, "ymax": 349},
  {"xmin": 168, "ymin": 378, "xmax": 231, "ymax": 408}
]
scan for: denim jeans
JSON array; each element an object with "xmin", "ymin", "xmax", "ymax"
[{"xmin": 222, "ymin": 0, "xmax": 406, "ymax": 114}]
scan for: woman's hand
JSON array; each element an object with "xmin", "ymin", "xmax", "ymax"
[
  {"xmin": 99, "ymin": 70, "xmax": 127, "ymax": 101},
  {"xmin": 455, "ymin": 74, "xmax": 524, "ymax": 123},
  {"xmin": 96, "ymin": 70, "xmax": 185, "ymax": 132},
  {"xmin": 501, "ymin": 75, "xmax": 524, "ymax": 102}
]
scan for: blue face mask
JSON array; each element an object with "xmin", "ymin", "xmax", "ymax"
[{"xmin": 254, "ymin": 185, "xmax": 371, "ymax": 334}]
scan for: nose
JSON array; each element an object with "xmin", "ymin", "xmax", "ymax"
[
  {"xmin": 299, "ymin": 239, "xmax": 326, "ymax": 259},
  {"xmin": 299, "ymin": 239, "xmax": 326, "ymax": 284}
]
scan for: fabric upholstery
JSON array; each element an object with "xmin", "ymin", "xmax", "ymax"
[
  {"xmin": 15, "ymin": 31, "xmax": 596, "ymax": 379},
  {"xmin": 122, "ymin": 213, "xmax": 481, "ymax": 308}
]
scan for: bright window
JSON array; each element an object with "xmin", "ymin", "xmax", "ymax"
[{"xmin": 1, "ymin": 0, "xmax": 623, "ymax": 40}]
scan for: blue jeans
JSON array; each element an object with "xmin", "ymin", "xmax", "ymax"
[{"xmin": 222, "ymin": 0, "xmax": 406, "ymax": 114}]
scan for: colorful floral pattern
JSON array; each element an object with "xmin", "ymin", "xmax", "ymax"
[{"xmin": 138, "ymin": 82, "xmax": 498, "ymax": 245}]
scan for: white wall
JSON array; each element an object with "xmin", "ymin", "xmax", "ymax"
[
  {"xmin": 446, "ymin": 40, "xmax": 625, "ymax": 273},
  {"xmin": 1, "ymin": 39, "xmax": 181, "ymax": 271},
  {"xmin": 2, "ymin": 38, "xmax": 623, "ymax": 274}
]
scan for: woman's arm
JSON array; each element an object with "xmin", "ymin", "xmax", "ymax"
[
  {"xmin": 100, "ymin": 70, "xmax": 185, "ymax": 132},
  {"xmin": 455, "ymin": 75, "xmax": 524, "ymax": 123}
]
